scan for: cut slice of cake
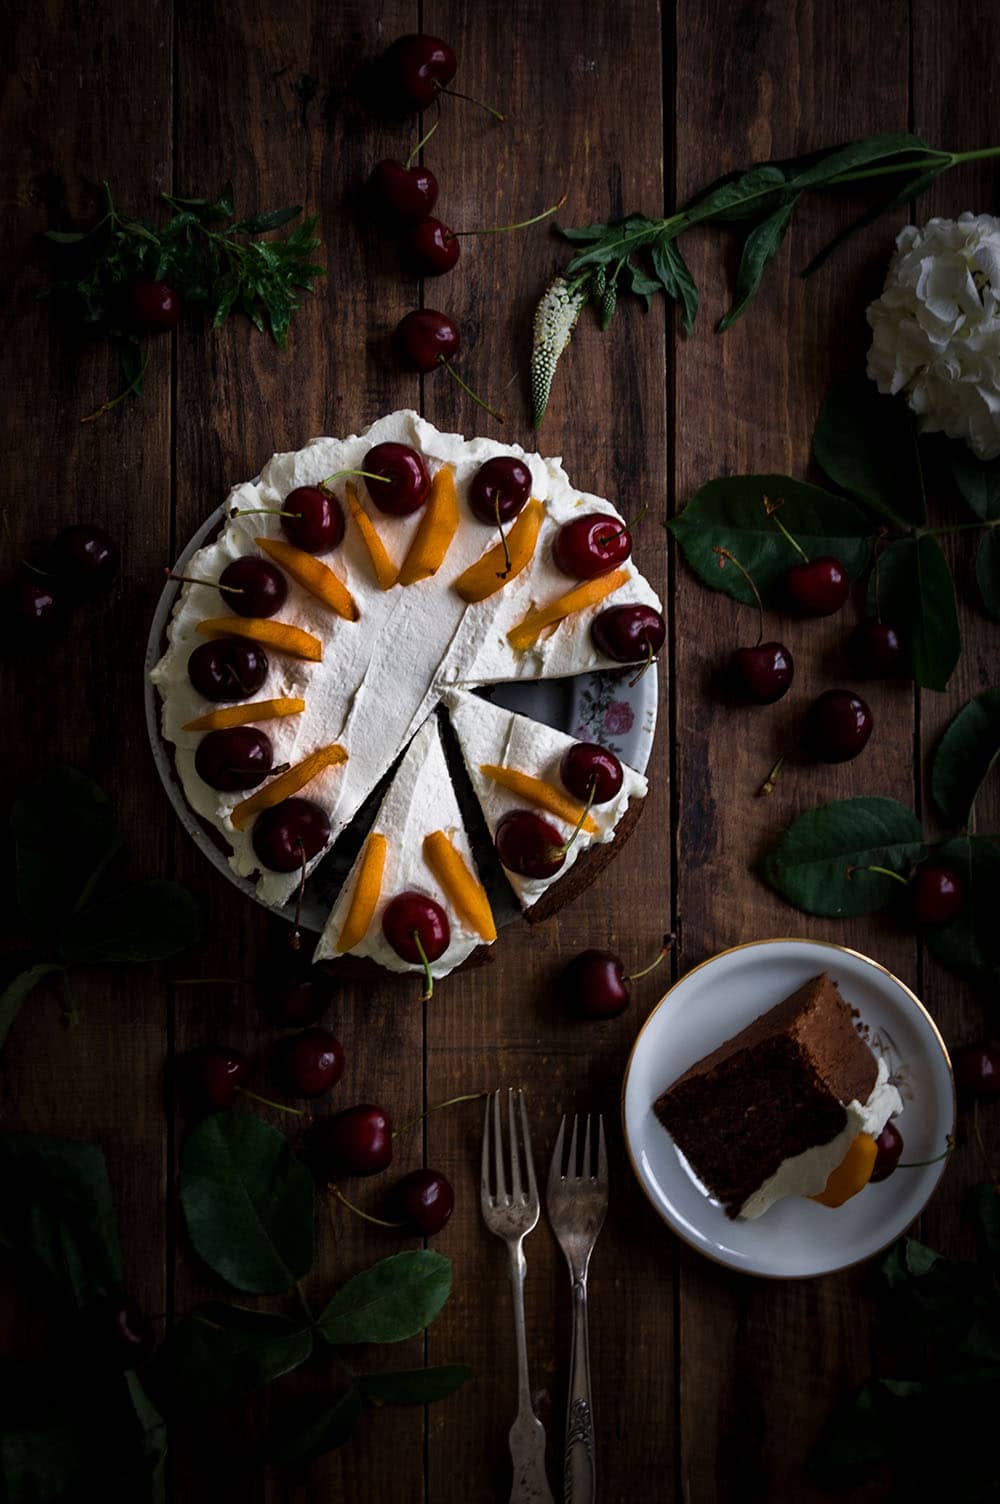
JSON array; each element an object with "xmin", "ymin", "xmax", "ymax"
[
  {"xmin": 653, "ymin": 973, "xmax": 902, "ymax": 1220},
  {"xmin": 313, "ymin": 714, "xmax": 496, "ymax": 980},
  {"xmin": 444, "ymin": 688, "xmax": 647, "ymax": 911}
]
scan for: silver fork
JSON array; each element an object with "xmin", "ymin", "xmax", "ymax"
[
  {"xmin": 481, "ymin": 1088, "xmax": 555, "ymax": 1504},
  {"xmin": 547, "ymin": 1114, "xmax": 608, "ymax": 1504}
]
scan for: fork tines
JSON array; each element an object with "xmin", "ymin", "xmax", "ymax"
[
  {"xmin": 481, "ymin": 1087, "xmax": 540, "ymax": 1215},
  {"xmin": 548, "ymin": 1112, "xmax": 608, "ymax": 1188}
]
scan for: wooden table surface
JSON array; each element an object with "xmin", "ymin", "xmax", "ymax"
[{"xmin": 3, "ymin": 1, "xmax": 999, "ymax": 1499}]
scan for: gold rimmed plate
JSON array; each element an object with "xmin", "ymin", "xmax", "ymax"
[{"xmin": 622, "ymin": 938, "xmax": 955, "ymax": 1279}]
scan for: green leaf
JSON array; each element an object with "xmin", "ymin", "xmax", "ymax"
[
  {"xmin": 557, "ymin": 221, "xmax": 612, "ymax": 245},
  {"xmin": 11, "ymin": 767, "xmax": 123, "ymax": 930},
  {"xmin": 682, "ymin": 164, "xmax": 788, "ymax": 226},
  {"xmin": 562, "ymin": 214, "xmax": 662, "ymax": 274},
  {"xmin": 814, "ymin": 375, "xmax": 926, "ymax": 526},
  {"xmin": 759, "ymin": 796, "xmax": 925, "ymax": 917},
  {"xmin": 180, "ymin": 1113, "xmax": 314, "ymax": 1294},
  {"xmin": 0, "ymin": 1134, "xmax": 123, "ymax": 1306},
  {"xmin": 153, "ymin": 1305, "xmax": 312, "ymax": 1413},
  {"xmin": 789, "ymin": 132, "xmax": 932, "ymax": 188},
  {"xmin": 932, "ymin": 689, "xmax": 1000, "ymax": 827},
  {"xmin": 619, "ymin": 258, "xmax": 660, "ymax": 309},
  {"xmin": 0, "ymin": 962, "xmax": 63, "ymax": 1054},
  {"xmin": 231, "ymin": 206, "xmax": 302, "ymax": 235},
  {"xmin": 717, "ymin": 197, "xmax": 798, "ymax": 332},
  {"xmin": 318, "ymin": 1250, "xmax": 452, "ymax": 1346},
  {"xmin": 976, "ymin": 529, "xmax": 1000, "ymax": 621},
  {"xmin": 668, "ymin": 476, "xmax": 872, "ymax": 606},
  {"xmin": 58, "ymin": 879, "xmax": 202, "ymax": 966},
  {"xmin": 925, "ymin": 835, "xmax": 1000, "ymax": 987},
  {"xmin": 950, "ymin": 447, "xmax": 1000, "ymax": 521},
  {"xmin": 267, "ymin": 1387, "xmax": 362, "ymax": 1467},
  {"xmin": 650, "ymin": 237, "xmax": 698, "ymax": 334},
  {"xmin": 870, "ymin": 535, "xmax": 960, "ymax": 691},
  {"xmin": 358, "ymin": 1364, "xmax": 471, "ymax": 1405}
]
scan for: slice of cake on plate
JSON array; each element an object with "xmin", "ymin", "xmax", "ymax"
[
  {"xmin": 314, "ymin": 714, "xmax": 496, "ymax": 984},
  {"xmin": 653, "ymin": 973, "xmax": 902, "ymax": 1220},
  {"xmin": 444, "ymin": 687, "xmax": 647, "ymax": 915}
]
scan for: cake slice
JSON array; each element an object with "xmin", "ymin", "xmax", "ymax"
[
  {"xmin": 653, "ymin": 973, "xmax": 902, "ymax": 1220},
  {"xmin": 313, "ymin": 714, "xmax": 495, "ymax": 980},
  {"xmin": 444, "ymin": 688, "xmax": 647, "ymax": 911}
]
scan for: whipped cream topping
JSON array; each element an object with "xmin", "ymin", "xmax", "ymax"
[
  {"xmin": 313, "ymin": 714, "xmax": 487, "ymax": 977},
  {"xmin": 444, "ymin": 687, "xmax": 648, "ymax": 906},
  {"xmin": 738, "ymin": 1055, "xmax": 903, "ymax": 1221},
  {"xmin": 150, "ymin": 411, "xmax": 661, "ymax": 914}
]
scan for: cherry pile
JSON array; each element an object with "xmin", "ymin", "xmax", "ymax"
[{"xmin": 7, "ymin": 522, "xmax": 118, "ymax": 642}]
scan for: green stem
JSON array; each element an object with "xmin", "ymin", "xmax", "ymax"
[
  {"xmin": 847, "ymin": 864, "xmax": 909, "ymax": 886},
  {"xmin": 919, "ymin": 519, "xmax": 1000, "ymax": 538},
  {"xmin": 81, "ymin": 350, "xmax": 150, "ymax": 423},
  {"xmin": 494, "ymin": 497, "xmax": 512, "ymax": 579},
  {"xmin": 448, "ymin": 195, "xmax": 566, "ymax": 239},
  {"xmin": 394, "ymin": 1091, "xmax": 489, "ymax": 1138},
  {"xmin": 898, "ymin": 1135, "xmax": 954, "ymax": 1170},
  {"xmin": 440, "ymin": 361, "xmax": 506, "ymax": 423},
  {"xmin": 405, "ymin": 108, "xmax": 441, "ymax": 170},
  {"xmin": 320, "ymin": 468, "xmax": 391, "ymax": 488},
  {"xmin": 412, "ymin": 931, "xmax": 434, "ymax": 1002},
  {"xmin": 235, "ymin": 1086, "xmax": 305, "ymax": 1118},
  {"xmin": 627, "ymin": 933, "xmax": 675, "ymax": 982},
  {"xmin": 330, "ymin": 1186, "xmax": 403, "ymax": 1230},
  {"xmin": 764, "ymin": 497, "xmax": 809, "ymax": 562},
  {"xmin": 828, "ymin": 145, "xmax": 1000, "ymax": 186}
]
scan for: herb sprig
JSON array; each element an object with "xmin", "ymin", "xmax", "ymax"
[
  {"xmin": 42, "ymin": 180, "xmax": 325, "ymax": 414},
  {"xmin": 530, "ymin": 133, "xmax": 1000, "ymax": 425}
]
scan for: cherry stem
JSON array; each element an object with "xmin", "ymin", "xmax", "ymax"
[
  {"xmin": 494, "ymin": 496, "xmax": 513, "ymax": 579},
  {"xmin": 330, "ymin": 1185, "xmax": 403, "ymax": 1229},
  {"xmin": 405, "ymin": 106, "xmax": 441, "ymax": 169},
  {"xmin": 319, "ymin": 468, "xmax": 391, "ymax": 488},
  {"xmin": 412, "ymin": 930, "xmax": 434, "ymax": 1002},
  {"xmin": 758, "ymin": 754, "xmax": 785, "ymax": 797},
  {"xmin": 165, "ymin": 568, "xmax": 243, "ymax": 595},
  {"xmin": 290, "ymin": 840, "xmax": 307, "ymax": 951},
  {"xmin": 447, "ymin": 194, "xmax": 566, "ymax": 239},
  {"xmin": 235, "ymin": 1086, "xmax": 305, "ymax": 1118},
  {"xmin": 437, "ymin": 84, "xmax": 506, "ymax": 123},
  {"xmin": 550, "ymin": 784, "xmax": 596, "ymax": 861},
  {"xmin": 626, "ymin": 932, "xmax": 675, "ymax": 982},
  {"xmin": 82, "ymin": 350, "xmax": 150, "ymax": 423},
  {"xmin": 898, "ymin": 1134, "xmax": 954, "ymax": 1170},
  {"xmin": 394, "ymin": 1090, "xmax": 489, "ymax": 1138},
  {"xmin": 764, "ymin": 495, "xmax": 809, "ymax": 563},
  {"xmin": 230, "ymin": 506, "xmax": 300, "ymax": 520},
  {"xmin": 439, "ymin": 360, "xmax": 506, "ymax": 423},
  {"xmin": 597, "ymin": 501, "xmax": 650, "ymax": 549},
  {"xmin": 627, "ymin": 639, "xmax": 655, "ymax": 689},
  {"xmin": 845, "ymin": 863, "xmax": 909, "ymax": 886},
  {"xmin": 713, "ymin": 545, "xmax": 765, "ymax": 645}
]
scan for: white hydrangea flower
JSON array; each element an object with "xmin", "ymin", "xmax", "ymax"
[{"xmin": 866, "ymin": 212, "xmax": 1000, "ymax": 460}]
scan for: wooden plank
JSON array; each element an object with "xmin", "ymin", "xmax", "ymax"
[
  {"xmin": 672, "ymin": 1, "xmax": 915, "ymax": 1499},
  {"xmin": 420, "ymin": 1, "xmax": 671, "ymax": 1498},
  {"xmin": 168, "ymin": 5, "xmax": 426, "ymax": 1501},
  {"xmin": 0, "ymin": 0, "xmax": 173, "ymax": 1353}
]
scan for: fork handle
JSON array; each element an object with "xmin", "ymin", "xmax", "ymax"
[
  {"xmin": 564, "ymin": 1278, "xmax": 596, "ymax": 1504},
  {"xmin": 507, "ymin": 1241, "xmax": 555, "ymax": 1504}
]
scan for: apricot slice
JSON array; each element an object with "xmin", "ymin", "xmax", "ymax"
[
  {"xmin": 182, "ymin": 698, "xmax": 306, "ymax": 732},
  {"xmin": 479, "ymin": 765, "xmax": 598, "ymax": 835},
  {"xmin": 345, "ymin": 482, "xmax": 398, "ymax": 590},
  {"xmin": 397, "ymin": 465, "xmax": 459, "ymax": 587},
  {"xmin": 230, "ymin": 742, "xmax": 347, "ymax": 832},
  {"xmin": 255, "ymin": 536, "xmax": 358, "ymax": 622},
  {"xmin": 336, "ymin": 831, "xmax": 388, "ymax": 952},
  {"xmin": 506, "ymin": 568, "xmax": 629, "ymax": 651},
  {"xmin": 454, "ymin": 497, "xmax": 545, "ymax": 603},
  {"xmin": 196, "ymin": 617, "xmax": 322, "ymax": 662},
  {"xmin": 810, "ymin": 1132, "xmax": 878, "ymax": 1208},
  {"xmin": 423, "ymin": 830, "xmax": 497, "ymax": 943}
]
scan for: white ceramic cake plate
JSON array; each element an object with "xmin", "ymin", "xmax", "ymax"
[
  {"xmin": 622, "ymin": 939, "xmax": 955, "ymax": 1279},
  {"xmin": 144, "ymin": 504, "xmax": 658, "ymax": 930}
]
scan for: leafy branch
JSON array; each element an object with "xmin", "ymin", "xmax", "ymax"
[{"xmin": 530, "ymin": 133, "xmax": 1000, "ymax": 425}]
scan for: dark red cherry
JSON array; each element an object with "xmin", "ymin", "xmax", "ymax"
[
  {"xmin": 911, "ymin": 864, "xmax": 963, "ymax": 926},
  {"xmin": 362, "ymin": 442, "xmax": 431, "ymax": 516},
  {"xmin": 394, "ymin": 310, "xmax": 460, "ymax": 373},
  {"xmin": 367, "ymin": 159, "xmax": 439, "ymax": 224},
  {"xmin": 382, "ymin": 892, "xmax": 451, "ymax": 963},
  {"xmin": 381, "ymin": 34, "xmax": 457, "ymax": 112},
  {"xmin": 468, "ymin": 456, "xmax": 532, "ymax": 525},
  {"xmin": 308, "ymin": 1104, "xmax": 393, "ymax": 1177},
  {"xmin": 728, "ymin": 642, "xmax": 794, "ymax": 705},
  {"xmin": 8, "ymin": 577, "xmax": 64, "ymax": 635},
  {"xmin": 389, "ymin": 1168, "xmax": 455, "ymax": 1235},
  {"xmin": 847, "ymin": 618, "xmax": 906, "ymax": 678},
  {"xmin": 404, "ymin": 218, "xmax": 460, "ymax": 277},
  {"xmin": 83, "ymin": 1294, "xmax": 157, "ymax": 1370},
  {"xmin": 219, "ymin": 556, "xmax": 287, "ymax": 618},
  {"xmin": 48, "ymin": 524, "xmax": 118, "ymax": 596},
  {"xmin": 561, "ymin": 949, "xmax": 629, "ymax": 1019},
  {"xmin": 785, "ymin": 555, "xmax": 850, "ymax": 616},
  {"xmin": 179, "ymin": 1045, "xmax": 248, "ymax": 1111},
  {"xmin": 954, "ymin": 1045, "xmax": 1000, "ymax": 1099},
  {"xmin": 259, "ymin": 959, "xmax": 334, "ymax": 1028},
  {"xmin": 252, "ymin": 798, "xmax": 331, "ymax": 873},
  {"xmin": 560, "ymin": 742, "xmax": 624, "ymax": 804},
  {"xmin": 494, "ymin": 810, "xmax": 565, "ymax": 880},
  {"xmin": 187, "ymin": 638, "xmax": 268, "ymax": 701},
  {"xmin": 128, "ymin": 279, "xmax": 182, "ymax": 330},
  {"xmin": 281, "ymin": 486, "xmax": 345, "ymax": 554},
  {"xmin": 591, "ymin": 604, "xmax": 666, "ymax": 664},
  {"xmin": 869, "ymin": 1120, "xmax": 904, "ymax": 1182},
  {"xmin": 802, "ymin": 689, "xmax": 873, "ymax": 762},
  {"xmin": 194, "ymin": 726, "xmax": 273, "ymax": 792},
  {"xmin": 275, "ymin": 1028, "xmax": 345, "ymax": 1099},
  {"xmin": 553, "ymin": 514, "xmax": 632, "ymax": 579}
]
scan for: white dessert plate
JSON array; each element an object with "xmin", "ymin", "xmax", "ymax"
[
  {"xmin": 144, "ymin": 504, "xmax": 658, "ymax": 930},
  {"xmin": 622, "ymin": 939, "xmax": 954, "ymax": 1279}
]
